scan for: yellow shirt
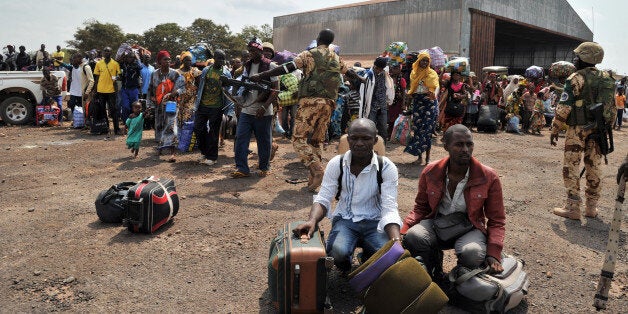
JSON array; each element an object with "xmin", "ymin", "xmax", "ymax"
[
  {"xmin": 52, "ymin": 51, "xmax": 65, "ymax": 67},
  {"xmin": 93, "ymin": 59, "xmax": 120, "ymax": 93}
]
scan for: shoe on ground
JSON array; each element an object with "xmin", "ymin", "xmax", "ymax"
[
  {"xmin": 201, "ymin": 159, "xmax": 216, "ymax": 166},
  {"xmin": 257, "ymin": 170, "xmax": 270, "ymax": 177},
  {"xmin": 231, "ymin": 170, "xmax": 251, "ymax": 178},
  {"xmin": 270, "ymin": 143, "xmax": 278, "ymax": 161}
]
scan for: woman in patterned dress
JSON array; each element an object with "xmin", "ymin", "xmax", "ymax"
[
  {"xmin": 147, "ymin": 50, "xmax": 185, "ymax": 162},
  {"xmin": 176, "ymin": 52, "xmax": 202, "ymax": 140},
  {"xmin": 404, "ymin": 51, "xmax": 440, "ymax": 165}
]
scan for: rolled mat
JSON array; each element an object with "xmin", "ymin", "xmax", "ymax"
[
  {"xmin": 348, "ymin": 240, "xmax": 405, "ymax": 293},
  {"xmin": 364, "ymin": 257, "xmax": 448, "ymax": 314}
]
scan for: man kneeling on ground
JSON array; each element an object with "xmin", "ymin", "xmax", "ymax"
[
  {"xmin": 293, "ymin": 118, "xmax": 402, "ymax": 273},
  {"xmin": 401, "ymin": 124, "xmax": 505, "ymax": 280}
]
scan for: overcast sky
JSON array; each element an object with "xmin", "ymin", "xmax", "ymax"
[{"xmin": 1, "ymin": 0, "xmax": 625, "ymax": 75}]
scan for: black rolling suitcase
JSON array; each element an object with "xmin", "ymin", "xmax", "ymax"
[
  {"xmin": 124, "ymin": 176, "xmax": 179, "ymax": 233},
  {"xmin": 476, "ymin": 104, "xmax": 499, "ymax": 133}
]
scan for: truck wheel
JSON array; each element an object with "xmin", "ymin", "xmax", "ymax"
[{"xmin": 0, "ymin": 97, "xmax": 34, "ymax": 125}]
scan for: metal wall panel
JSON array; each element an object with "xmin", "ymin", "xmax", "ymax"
[
  {"xmin": 273, "ymin": 9, "xmax": 462, "ymax": 58},
  {"xmin": 469, "ymin": 12, "xmax": 495, "ymax": 75}
]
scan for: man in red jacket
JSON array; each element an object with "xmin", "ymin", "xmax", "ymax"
[{"xmin": 401, "ymin": 124, "xmax": 505, "ymax": 279}]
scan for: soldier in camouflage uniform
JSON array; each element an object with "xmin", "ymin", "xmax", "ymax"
[
  {"xmin": 251, "ymin": 29, "xmax": 363, "ymax": 191},
  {"xmin": 550, "ymin": 42, "xmax": 616, "ymax": 219}
]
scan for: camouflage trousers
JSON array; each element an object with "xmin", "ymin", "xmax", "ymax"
[
  {"xmin": 562, "ymin": 126, "xmax": 602, "ymax": 201},
  {"xmin": 292, "ymin": 97, "xmax": 335, "ymax": 166}
]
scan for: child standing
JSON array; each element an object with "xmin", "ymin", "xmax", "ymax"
[
  {"xmin": 615, "ymin": 89, "xmax": 625, "ymax": 130},
  {"xmin": 125, "ymin": 101, "xmax": 144, "ymax": 158},
  {"xmin": 529, "ymin": 92, "xmax": 546, "ymax": 134}
]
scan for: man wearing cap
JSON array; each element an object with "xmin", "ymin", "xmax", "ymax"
[
  {"xmin": 250, "ymin": 29, "xmax": 363, "ymax": 191},
  {"xmin": 362, "ymin": 56, "xmax": 394, "ymax": 141},
  {"xmin": 550, "ymin": 42, "xmax": 616, "ymax": 220},
  {"xmin": 230, "ymin": 38, "xmax": 279, "ymax": 178}
]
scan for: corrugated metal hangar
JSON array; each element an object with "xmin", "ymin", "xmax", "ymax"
[{"xmin": 273, "ymin": 0, "xmax": 592, "ymax": 74}]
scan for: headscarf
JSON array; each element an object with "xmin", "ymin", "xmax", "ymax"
[
  {"xmin": 180, "ymin": 51, "xmax": 192, "ymax": 62},
  {"xmin": 157, "ymin": 50, "xmax": 170, "ymax": 64},
  {"xmin": 408, "ymin": 51, "xmax": 439, "ymax": 94}
]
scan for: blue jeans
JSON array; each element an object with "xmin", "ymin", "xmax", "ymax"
[
  {"xmin": 326, "ymin": 217, "xmax": 389, "ymax": 271},
  {"xmin": 234, "ymin": 113, "xmax": 272, "ymax": 173},
  {"xmin": 119, "ymin": 87, "xmax": 139, "ymax": 122}
]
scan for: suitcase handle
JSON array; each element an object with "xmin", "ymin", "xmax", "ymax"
[
  {"xmin": 293, "ymin": 264, "xmax": 301, "ymax": 307},
  {"xmin": 300, "ymin": 234, "xmax": 309, "ymax": 244}
]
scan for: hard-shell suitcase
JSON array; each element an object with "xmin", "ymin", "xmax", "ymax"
[
  {"xmin": 476, "ymin": 105, "xmax": 499, "ymax": 133},
  {"xmin": 268, "ymin": 221, "xmax": 333, "ymax": 313},
  {"xmin": 124, "ymin": 176, "xmax": 179, "ymax": 233}
]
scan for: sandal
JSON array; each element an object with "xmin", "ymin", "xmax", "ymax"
[
  {"xmin": 230, "ymin": 170, "xmax": 251, "ymax": 178},
  {"xmin": 167, "ymin": 157, "xmax": 176, "ymax": 163},
  {"xmin": 257, "ymin": 170, "xmax": 270, "ymax": 177}
]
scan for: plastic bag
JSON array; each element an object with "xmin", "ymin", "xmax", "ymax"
[{"xmin": 72, "ymin": 106, "xmax": 85, "ymax": 128}]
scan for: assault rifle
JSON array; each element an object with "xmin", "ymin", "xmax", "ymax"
[
  {"xmin": 580, "ymin": 102, "xmax": 614, "ymax": 177},
  {"xmin": 220, "ymin": 76, "xmax": 278, "ymax": 109},
  {"xmin": 220, "ymin": 76, "xmax": 277, "ymax": 93}
]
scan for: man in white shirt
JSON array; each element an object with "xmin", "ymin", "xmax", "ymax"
[
  {"xmin": 293, "ymin": 118, "xmax": 402, "ymax": 273},
  {"xmin": 68, "ymin": 53, "xmax": 94, "ymax": 117}
]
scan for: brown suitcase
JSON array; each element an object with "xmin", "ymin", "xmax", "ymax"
[{"xmin": 268, "ymin": 221, "xmax": 333, "ymax": 313}]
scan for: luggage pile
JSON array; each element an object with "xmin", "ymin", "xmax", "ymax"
[
  {"xmin": 116, "ymin": 43, "xmax": 151, "ymax": 60},
  {"xmin": 382, "ymin": 42, "xmax": 408, "ymax": 66},
  {"xmin": 347, "ymin": 240, "xmax": 449, "ymax": 313},
  {"xmin": 445, "ymin": 57, "xmax": 470, "ymax": 76},
  {"xmin": 272, "ymin": 50, "xmax": 297, "ymax": 65},
  {"xmin": 482, "ymin": 66, "xmax": 508, "ymax": 76},
  {"xmin": 524, "ymin": 65, "xmax": 544, "ymax": 79},
  {"xmin": 549, "ymin": 61, "xmax": 576, "ymax": 79},
  {"xmin": 420, "ymin": 46, "xmax": 447, "ymax": 69},
  {"xmin": 35, "ymin": 104, "xmax": 60, "ymax": 126},
  {"xmin": 94, "ymin": 176, "xmax": 179, "ymax": 234},
  {"xmin": 188, "ymin": 42, "xmax": 213, "ymax": 66}
]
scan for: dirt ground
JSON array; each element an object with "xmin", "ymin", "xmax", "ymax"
[{"xmin": 0, "ymin": 121, "xmax": 627, "ymax": 313}]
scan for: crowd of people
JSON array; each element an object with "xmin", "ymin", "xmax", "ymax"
[{"xmin": 5, "ymin": 30, "xmax": 624, "ymax": 308}]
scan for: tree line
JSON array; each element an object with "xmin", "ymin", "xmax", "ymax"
[{"xmin": 66, "ymin": 18, "xmax": 273, "ymax": 60}]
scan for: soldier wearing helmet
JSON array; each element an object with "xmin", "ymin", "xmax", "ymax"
[{"xmin": 550, "ymin": 42, "xmax": 616, "ymax": 220}]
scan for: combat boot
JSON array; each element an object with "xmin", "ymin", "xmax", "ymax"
[
  {"xmin": 307, "ymin": 161, "xmax": 325, "ymax": 192},
  {"xmin": 553, "ymin": 197, "xmax": 581, "ymax": 220},
  {"xmin": 584, "ymin": 199, "xmax": 599, "ymax": 218}
]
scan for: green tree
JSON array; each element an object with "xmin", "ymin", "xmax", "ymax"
[
  {"xmin": 237, "ymin": 24, "xmax": 273, "ymax": 44},
  {"xmin": 143, "ymin": 23, "xmax": 193, "ymax": 57},
  {"xmin": 187, "ymin": 18, "xmax": 245, "ymax": 60},
  {"xmin": 124, "ymin": 33, "xmax": 144, "ymax": 46},
  {"xmin": 67, "ymin": 19, "xmax": 126, "ymax": 52}
]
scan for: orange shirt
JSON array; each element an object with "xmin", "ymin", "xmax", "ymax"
[{"xmin": 616, "ymin": 94, "xmax": 626, "ymax": 109}]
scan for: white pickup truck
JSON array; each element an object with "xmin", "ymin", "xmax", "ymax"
[{"xmin": 0, "ymin": 71, "xmax": 67, "ymax": 125}]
